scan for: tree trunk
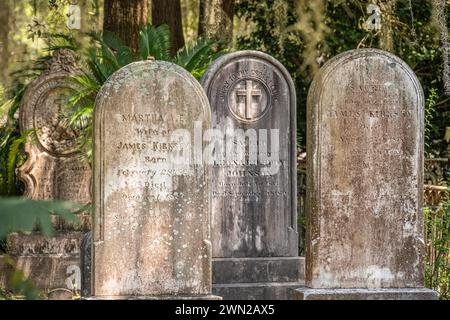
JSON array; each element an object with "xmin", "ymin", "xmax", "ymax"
[
  {"xmin": 0, "ymin": 0, "xmax": 10, "ymax": 88},
  {"xmin": 103, "ymin": 0, "xmax": 149, "ymax": 52},
  {"xmin": 198, "ymin": 0, "xmax": 235, "ymax": 46},
  {"xmin": 377, "ymin": 0, "xmax": 395, "ymax": 52},
  {"xmin": 152, "ymin": 0, "xmax": 185, "ymax": 55}
]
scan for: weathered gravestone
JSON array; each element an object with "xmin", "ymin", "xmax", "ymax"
[
  {"xmin": 0, "ymin": 49, "xmax": 91, "ymax": 299},
  {"xmin": 19, "ymin": 49, "xmax": 91, "ymax": 206},
  {"xmin": 295, "ymin": 49, "xmax": 438, "ymax": 300},
  {"xmin": 90, "ymin": 60, "xmax": 217, "ymax": 299},
  {"xmin": 202, "ymin": 51, "xmax": 303, "ymax": 299}
]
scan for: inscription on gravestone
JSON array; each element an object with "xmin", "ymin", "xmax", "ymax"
[
  {"xmin": 296, "ymin": 49, "xmax": 438, "ymax": 300},
  {"xmin": 92, "ymin": 60, "xmax": 215, "ymax": 298},
  {"xmin": 202, "ymin": 51, "xmax": 303, "ymax": 299}
]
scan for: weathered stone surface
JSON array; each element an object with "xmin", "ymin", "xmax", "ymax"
[
  {"xmin": 92, "ymin": 60, "xmax": 214, "ymax": 298},
  {"xmin": 82, "ymin": 240, "xmax": 303, "ymax": 300},
  {"xmin": 6, "ymin": 232, "xmax": 83, "ymax": 255},
  {"xmin": 214, "ymin": 282, "xmax": 302, "ymax": 300},
  {"xmin": 202, "ymin": 50, "xmax": 297, "ymax": 257},
  {"xmin": 0, "ymin": 253, "xmax": 81, "ymax": 294},
  {"xmin": 212, "ymin": 257, "xmax": 304, "ymax": 284},
  {"xmin": 305, "ymin": 49, "xmax": 427, "ymax": 290},
  {"xmin": 1, "ymin": 232, "xmax": 84, "ymax": 299},
  {"xmin": 202, "ymin": 50, "xmax": 300, "ymax": 299},
  {"xmin": 294, "ymin": 288, "xmax": 439, "ymax": 300},
  {"xmin": 212, "ymin": 256, "xmax": 305, "ymax": 300},
  {"xmin": 18, "ymin": 49, "xmax": 92, "ymax": 209}
]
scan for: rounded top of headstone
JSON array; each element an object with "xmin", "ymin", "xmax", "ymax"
[
  {"xmin": 95, "ymin": 60, "xmax": 210, "ymax": 120},
  {"xmin": 19, "ymin": 49, "xmax": 82, "ymax": 157},
  {"xmin": 308, "ymin": 48, "xmax": 423, "ymax": 107},
  {"xmin": 201, "ymin": 50, "xmax": 295, "ymax": 92},
  {"xmin": 201, "ymin": 50, "xmax": 295, "ymax": 124},
  {"xmin": 305, "ymin": 48, "xmax": 425, "ymax": 289}
]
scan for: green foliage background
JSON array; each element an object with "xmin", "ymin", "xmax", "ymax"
[{"xmin": 235, "ymin": 0, "xmax": 449, "ymax": 155}]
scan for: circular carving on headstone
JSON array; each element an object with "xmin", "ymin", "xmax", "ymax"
[
  {"xmin": 227, "ymin": 77, "xmax": 271, "ymax": 122},
  {"xmin": 33, "ymin": 86, "xmax": 79, "ymax": 156}
]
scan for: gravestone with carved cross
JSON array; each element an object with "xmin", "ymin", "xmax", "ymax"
[
  {"xmin": 234, "ymin": 79, "xmax": 265, "ymax": 120},
  {"xmin": 202, "ymin": 51, "xmax": 302, "ymax": 299}
]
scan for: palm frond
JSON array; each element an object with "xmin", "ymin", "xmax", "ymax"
[
  {"xmin": 174, "ymin": 38, "xmax": 226, "ymax": 78},
  {"xmin": 115, "ymin": 46, "xmax": 135, "ymax": 67},
  {"xmin": 6, "ymin": 137, "xmax": 24, "ymax": 196},
  {"xmin": 71, "ymin": 74, "xmax": 101, "ymax": 95},
  {"xmin": 138, "ymin": 24, "xmax": 171, "ymax": 60},
  {"xmin": 102, "ymin": 31, "xmax": 126, "ymax": 52},
  {"xmin": 175, "ymin": 38, "xmax": 214, "ymax": 70},
  {"xmin": 42, "ymin": 32, "xmax": 78, "ymax": 52},
  {"xmin": 94, "ymin": 31, "xmax": 135, "ymax": 70},
  {"xmin": 85, "ymin": 55, "xmax": 110, "ymax": 84}
]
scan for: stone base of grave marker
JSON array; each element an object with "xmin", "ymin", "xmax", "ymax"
[
  {"xmin": 0, "ymin": 232, "xmax": 84, "ymax": 299},
  {"xmin": 294, "ymin": 288, "xmax": 439, "ymax": 300},
  {"xmin": 212, "ymin": 257, "xmax": 305, "ymax": 300},
  {"xmin": 80, "ymin": 236, "xmax": 221, "ymax": 301},
  {"xmin": 79, "ymin": 233, "xmax": 222, "ymax": 300}
]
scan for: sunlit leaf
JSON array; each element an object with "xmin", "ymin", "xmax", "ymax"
[{"xmin": 0, "ymin": 197, "xmax": 81, "ymax": 239}]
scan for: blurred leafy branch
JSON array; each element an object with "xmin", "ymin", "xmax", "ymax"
[
  {"xmin": 0, "ymin": 197, "xmax": 81, "ymax": 239},
  {"xmin": 0, "ymin": 256, "xmax": 43, "ymax": 300}
]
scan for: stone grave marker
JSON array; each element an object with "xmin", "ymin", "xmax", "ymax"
[
  {"xmin": 91, "ymin": 60, "xmax": 217, "ymax": 299},
  {"xmin": 0, "ymin": 49, "xmax": 91, "ymax": 299},
  {"xmin": 202, "ymin": 51, "xmax": 302, "ymax": 299},
  {"xmin": 19, "ymin": 49, "xmax": 91, "ymax": 207},
  {"xmin": 296, "ymin": 49, "xmax": 438, "ymax": 300}
]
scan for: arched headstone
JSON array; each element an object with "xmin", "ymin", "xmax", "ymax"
[
  {"xmin": 91, "ymin": 60, "xmax": 217, "ymax": 299},
  {"xmin": 202, "ymin": 51, "xmax": 301, "ymax": 299},
  {"xmin": 296, "ymin": 49, "xmax": 438, "ymax": 300},
  {"xmin": 19, "ymin": 49, "xmax": 91, "ymax": 207}
]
